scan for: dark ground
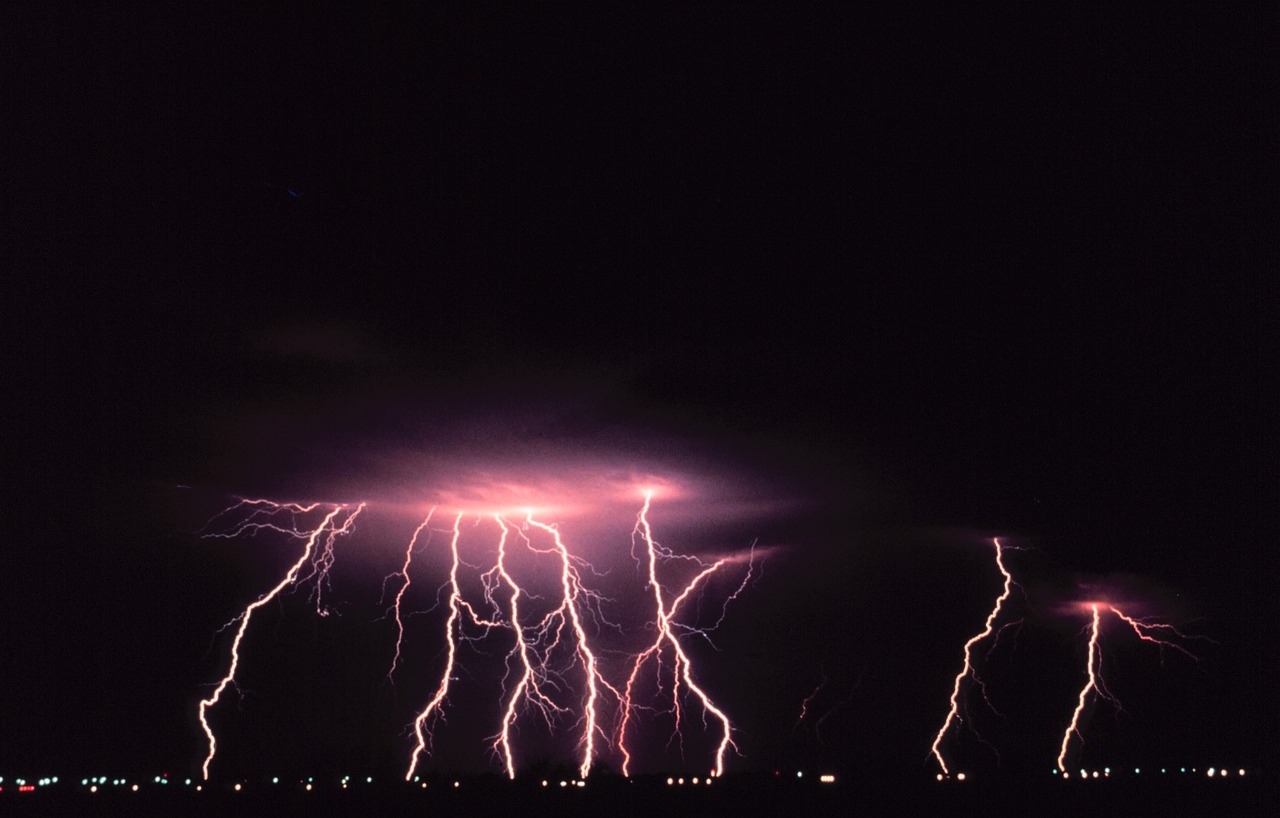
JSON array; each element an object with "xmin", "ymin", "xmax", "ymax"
[{"xmin": 2, "ymin": 773, "xmax": 1274, "ymax": 818}]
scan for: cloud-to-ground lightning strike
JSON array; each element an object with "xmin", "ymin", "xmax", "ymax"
[
  {"xmin": 616, "ymin": 492, "xmax": 749, "ymax": 778},
  {"xmin": 198, "ymin": 491, "xmax": 757, "ymax": 780},
  {"xmin": 1056, "ymin": 602, "xmax": 1199, "ymax": 774},
  {"xmin": 197, "ymin": 500, "xmax": 365, "ymax": 780},
  {"xmin": 1056, "ymin": 604, "xmax": 1113, "ymax": 776},
  {"xmin": 488, "ymin": 517, "xmax": 568, "ymax": 779},
  {"xmin": 522, "ymin": 514, "xmax": 624, "ymax": 778},
  {"xmin": 930, "ymin": 538, "xmax": 1018, "ymax": 777},
  {"xmin": 386, "ymin": 512, "xmax": 435, "ymax": 682},
  {"xmin": 405, "ymin": 513, "xmax": 494, "ymax": 780},
  {"xmin": 403, "ymin": 510, "xmax": 626, "ymax": 780}
]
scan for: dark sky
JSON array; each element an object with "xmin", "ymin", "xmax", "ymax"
[{"xmin": 5, "ymin": 2, "xmax": 1275, "ymax": 785}]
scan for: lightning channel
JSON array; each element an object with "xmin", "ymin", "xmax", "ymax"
[
  {"xmin": 405, "ymin": 513, "xmax": 470, "ymax": 780},
  {"xmin": 1056, "ymin": 602, "xmax": 1200, "ymax": 774},
  {"xmin": 386, "ymin": 511, "xmax": 435, "ymax": 682},
  {"xmin": 617, "ymin": 491, "xmax": 741, "ymax": 777},
  {"xmin": 197, "ymin": 501, "xmax": 364, "ymax": 780},
  {"xmin": 929, "ymin": 537, "xmax": 1018, "ymax": 777},
  {"xmin": 1057, "ymin": 603, "xmax": 1108, "ymax": 775},
  {"xmin": 488, "ymin": 516, "xmax": 569, "ymax": 778},
  {"xmin": 523, "ymin": 512, "xmax": 623, "ymax": 779}
]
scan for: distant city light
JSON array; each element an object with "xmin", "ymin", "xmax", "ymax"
[{"xmin": 16, "ymin": 761, "xmax": 1255, "ymax": 799}]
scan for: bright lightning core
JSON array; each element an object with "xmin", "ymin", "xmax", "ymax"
[
  {"xmin": 197, "ymin": 501, "xmax": 365, "ymax": 780},
  {"xmin": 196, "ymin": 490, "xmax": 758, "ymax": 781},
  {"xmin": 1055, "ymin": 600, "xmax": 1202, "ymax": 775},
  {"xmin": 929, "ymin": 538, "xmax": 1020, "ymax": 777}
]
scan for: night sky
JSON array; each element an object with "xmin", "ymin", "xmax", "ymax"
[{"xmin": 6, "ymin": 3, "xmax": 1275, "ymax": 787}]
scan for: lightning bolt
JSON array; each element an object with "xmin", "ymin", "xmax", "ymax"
[
  {"xmin": 488, "ymin": 516, "xmax": 569, "ymax": 778},
  {"xmin": 197, "ymin": 500, "xmax": 364, "ymax": 780},
  {"xmin": 405, "ymin": 510, "xmax": 622, "ymax": 780},
  {"xmin": 929, "ymin": 537, "xmax": 1018, "ymax": 777},
  {"xmin": 1057, "ymin": 603, "xmax": 1110, "ymax": 775},
  {"xmin": 616, "ymin": 491, "xmax": 747, "ymax": 777},
  {"xmin": 386, "ymin": 511, "xmax": 435, "ymax": 682},
  {"xmin": 796, "ymin": 674, "xmax": 829, "ymax": 727},
  {"xmin": 523, "ymin": 512, "xmax": 624, "ymax": 779},
  {"xmin": 1107, "ymin": 606, "xmax": 1204, "ymax": 663},
  {"xmin": 406, "ymin": 514, "xmax": 477, "ymax": 780},
  {"xmin": 200, "ymin": 493, "xmax": 756, "ymax": 780},
  {"xmin": 1056, "ymin": 602, "xmax": 1197, "ymax": 774}
]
